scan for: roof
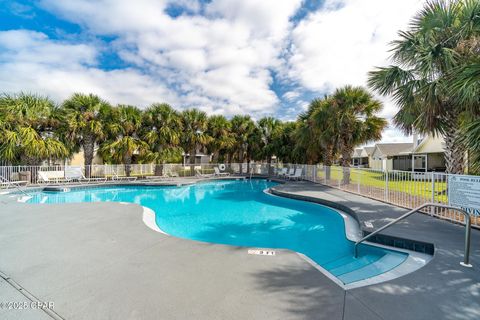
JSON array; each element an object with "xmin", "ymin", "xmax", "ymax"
[
  {"xmin": 364, "ymin": 146, "xmax": 375, "ymax": 156},
  {"xmin": 413, "ymin": 135, "xmax": 445, "ymax": 154},
  {"xmin": 374, "ymin": 143, "xmax": 413, "ymax": 157},
  {"xmin": 352, "ymin": 148, "xmax": 364, "ymax": 158}
]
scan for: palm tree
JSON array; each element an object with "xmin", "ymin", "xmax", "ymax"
[
  {"xmin": 142, "ymin": 103, "xmax": 183, "ymax": 176},
  {"xmin": 368, "ymin": 0, "xmax": 480, "ymax": 174},
  {"xmin": 61, "ymin": 93, "xmax": 111, "ymax": 176},
  {"xmin": 230, "ymin": 115, "xmax": 256, "ymax": 173},
  {"xmin": 206, "ymin": 115, "xmax": 234, "ymax": 163},
  {"xmin": 257, "ymin": 117, "xmax": 282, "ymax": 174},
  {"xmin": 180, "ymin": 109, "xmax": 210, "ymax": 174},
  {"xmin": 326, "ymin": 86, "xmax": 386, "ymax": 183},
  {"xmin": 100, "ymin": 105, "xmax": 147, "ymax": 176},
  {"xmin": 0, "ymin": 93, "xmax": 69, "ymax": 165}
]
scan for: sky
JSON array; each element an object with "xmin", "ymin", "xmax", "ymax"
[{"xmin": 0, "ymin": 0, "xmax": 426, "ymax": 143}]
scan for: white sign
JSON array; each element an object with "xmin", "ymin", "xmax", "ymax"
[
  {"xmin": 448, "ymin": 175, "xmax": 480, "ymax": 216},
  {"xmin": 248, "ymin": 249, "xmax": 276, "ymax": 256}
]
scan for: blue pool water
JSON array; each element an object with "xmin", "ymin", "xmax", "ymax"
[{"xmin": 26, "ymin": 179, "xmax": 407, "ymax": 284}]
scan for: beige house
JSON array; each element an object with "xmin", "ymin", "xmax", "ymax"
[
  {"xmin": 67, "ymin": 148, "xmax": 104, "ymax": 166},
  {"xmin": 370, "ymin": 143, "xmax": 414, "ymax": 171}
]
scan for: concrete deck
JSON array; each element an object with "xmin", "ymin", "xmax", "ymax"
[{"xmin": 0, "ymin": 180, "xmax": 478, "ymax": 319}]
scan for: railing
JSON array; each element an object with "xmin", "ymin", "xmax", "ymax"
[{"xmin": 353, "ymin": 203, "xmax": 472, "ymax": 267}]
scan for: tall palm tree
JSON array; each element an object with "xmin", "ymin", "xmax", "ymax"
[
  {"xmin": 100, "ymin": 105, "xmax": 147, "ymax": 176},
  {"xmin": 257, "ymin": 117, "xmax": 282, "ymax": 174},
  {"xmin": 180, "ymin": 109, "xmax": 210, "ymax": 174},
  {"xmin": 206, "ymin": 115, "xmax": 235, "ymax": 163},
  {"xmin": 0, "ymin": 93, "xmax": 68, "ymax": 165},
  {"xmin": 61, "ymin": 93, "xmax": 111, "ymax": 175},
  {"xmin": 230, "ymin": 115, "xmax": 256, "ymax": 173},
  {"xmin": 331, "ymin": 86, "xmax": 386, "ymax": 165},
  {"xmin": 368, "ymin": 0, "xmax": 480, "ymax": 174},
  {"xmin": 272, "ymin": 122, "xmax": 296, "ymax": 163},
  {"xmin": 142, "ymin": 103, "xmax": 183, "ymax": 176}
]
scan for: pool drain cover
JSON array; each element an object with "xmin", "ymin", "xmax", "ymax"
[{"xmin": 248, "ymin": 249, "xmax": 276, "ymax": 256}]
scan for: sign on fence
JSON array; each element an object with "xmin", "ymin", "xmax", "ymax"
[{"xmin": 448, "ymin": 175, "xmax": 480, "ymax": 216}]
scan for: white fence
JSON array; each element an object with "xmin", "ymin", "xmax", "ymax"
[
  {"xmin": 276, "ymin": 164, "xmax": 479, "ymax": 228},
  {"xmin": 1, "ymin": 162, "xmax": 478, "ymax": 227}
]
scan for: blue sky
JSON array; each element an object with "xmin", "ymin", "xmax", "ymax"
[{"xmin": 0, "ymin": 0, "xmax": 425, "ymax": 142}]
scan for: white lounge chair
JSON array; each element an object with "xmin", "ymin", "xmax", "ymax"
[
  {"xmin": 284, "ymin": 168, "xmax": 295, "ymax": 179},
  {"xmin": 214, "ymin": 167, "xmax": 230, "ymax": 176},
  {"xmin": 287, "ymin": 168, "xmax": 303, "ymax": 180},
  {"xmin": 111, "ymin": 169, "xmax": 137, "ymax": 182},
  {"xmin": 65, "ymin": 166, "xmax": 107, "ymax": 184},
  {"xmin": 37, "ymin": 171, "xmax": 71, "ymax": 184},
  {"xmin": 277, "ymin": 168, "xmax": 288, "ymax": 177},
  {"xmin": 196, "ymin": 169, "xmax": 214, "ymax": 178}
]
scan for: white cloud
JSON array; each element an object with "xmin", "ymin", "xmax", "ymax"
[{"xmin": 1, "ymin": 0, "xmax": 425, "ymax": 142}]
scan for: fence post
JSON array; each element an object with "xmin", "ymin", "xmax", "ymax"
[
  {"xmin": 357, "ymin": 169, "xmax": 360, "ymax": 194},
  {"xmin": 385, "ymin": 170, "xmax": 389, "ymax": 202},
  {"xmin": 431, "ymin": 172, "xmax": 435, "ymax": 216}
]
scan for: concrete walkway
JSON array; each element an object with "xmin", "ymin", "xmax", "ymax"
[{"xmin": 0, "ymin": 180, "xmax": 478, "ymax": 319}]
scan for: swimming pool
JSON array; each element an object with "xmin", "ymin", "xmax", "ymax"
[{"xmin": 26, "ymin": 179, "xmax": 408, "ymax": 285}]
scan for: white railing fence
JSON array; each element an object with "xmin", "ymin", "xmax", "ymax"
[
  {"xmin": 273, "ymin": 164, "xmax": 479, "ymax": 228},
  {"xmin": 1, "ymin": 162, "xmax": 478, "ymax": 227}
]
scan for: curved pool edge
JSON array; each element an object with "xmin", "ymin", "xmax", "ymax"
[{"xmin": 268, "ymin": 185, "xmax": 433, "ymax": 289}]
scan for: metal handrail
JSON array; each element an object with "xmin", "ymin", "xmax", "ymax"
[
  {"xmin": 0, "ymin": 175, "xmax": 31, "ymax": 197},
  {"xmin": 354, "ymin": 203, "xmax": 472, "ymax": 267}
]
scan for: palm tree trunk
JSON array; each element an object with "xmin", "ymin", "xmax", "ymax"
[
  {"xmin": 83, "ymin": 134, "xmax": 95, "ymax": 178},
  {"xmin": 238, "ymin": 149, "xmax": 244, "ymax": 174},
  {"xmin": 124, "ymin": 154, "xmax": 132, "ymax": 177},
  {"xmin": 267, "ymin": 155, "xmax": 273, "ymax": 176},
  {"xmin": 154, "ymin": 163, "xmax": 164, "ymax": 176},
  {"xmin": 341, "ymin": 145, "xmax": 353, "ymax": 185},
  {"xmin": 324, "ymin": 145, "xmax": 334, "ymax": 180},
  {"xmin": 189, "ymin": 148, "xmax": 196, "ymax": 176},
  {"xmin": 444, "ymin": 124, "xmax": 465, "ymax": 174}
]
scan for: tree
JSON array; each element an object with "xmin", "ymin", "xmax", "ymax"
[
  {"xmin": 100, "ymin": 105, "xmax": 147, "ymax": 176},
  {"xmin": 257, "ymin": 117, "xmax": 282, "ymax": 174},
  {"xmin": 180, "ymin": 109, "xmax": 210, "ymax": 174},
  {"xmin": 0, "ymin": 93, "xmax": 68, "ymax": 166},
  {"xmin": 61, "ymin": 93, "xmax": 111, "ymax": 176},
  {"xmin": 230, "ymin": 115, "xmax": 256, "ymax": 173},
  {"xmin": 142, "ymin": 103, "xmax": 183, "ymax": 176},
  {"xmin": 329, "ymin": 86, "xmax": 386, "ymax": 171},
  {"xmin": 368, "ymin": 0, "xmax": 480, "ymax": 174},
  {"xmin": 206, "ymin": 115, "xmax": 234, "ymax": 163}
]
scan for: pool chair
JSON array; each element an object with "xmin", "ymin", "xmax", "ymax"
[
  {"xmin": 195, "ymin": 169, "xmax": 214, "ymax": 178},
  {"xmin": 284, "ymin": 168, "xmax": 295, "ymax": 179},
  {"xmin": 287, "ymin": 168, "xmax": 303, "ymax": 180},
  {"xmin": 214, "ymin": 167, "xmax": 230, "ymax": 176},
  {"xmin": 111, "ymin": 170, "xmax": 137, "ymax": 182},
  {"xmin": 65, "ymin": 166, "xmax": 107, "ymax": 184},
  {"xmin": 277, "ymin": 168, "xmax": 288, "ymax": 177},
  {"xmin": 144, "ymin": 174, "xmax": 171, "ymax": 181},
  {"xmin": 38, "ymin": 171, "xmax": 71, "ymax": 185}
]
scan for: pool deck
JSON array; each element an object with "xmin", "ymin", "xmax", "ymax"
[{"xmin": 0, "ymin": 178, "xmax": 479, "ymax": 320}]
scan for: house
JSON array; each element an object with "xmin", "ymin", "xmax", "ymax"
[
  {"xmin": 411, "ymin": 135, "xmax": 446, "ymax": 172},
  {"xmin": 182, "ymin": 153, "xmax": 212, "ymax": 165},
  {"xmin": 66, "ymin": 148, "xmax": 104, "ymax": 166},
  {"xmin": 352, "ymin": 146, "xmax": 375, "ymax": 168},
  {"xmin": 370, "ymin": 143, "xmax": 414, "ymax": 171}
]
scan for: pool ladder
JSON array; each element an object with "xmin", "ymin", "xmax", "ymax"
[{"xmin": 354, "ymin": 203, "xmax": 472, "ymax": 267}]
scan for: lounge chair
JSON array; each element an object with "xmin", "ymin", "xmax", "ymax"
[
  {"xmin": 144, "ymin": 173, "xmax": 172, "ymax": 181},
  {"xmin": 277, "ymin": 168, "xmax": 288, "ymax": 177},
  {"xmin": 284, "ymin": 168, "xmax": 295, "ymax": 179},
  {"xmin": 196, "ymin": 169, "xmax": 214, "ymax": 178},
  {"xmin": 111, "ymin": 170, "xmax": 137, "ymax": 182},
  {"xmin": 214, "ymin": 167, "xmax": 230, "ymax": 176},
  {"xmin": 287, "ymin": 168, "xmax": 303, "ymax": 180},
  {"xmin": 65, "ymin": 166, "xmax": 107, "ymax": 184},
  {"xmin": 38, "ymin": 171, "xmax": 71, "ymax": 184}
]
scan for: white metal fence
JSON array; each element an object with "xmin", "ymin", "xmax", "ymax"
[
  {"xmin": 274, "ymin": 164, "xmax": 479, "ymax": 228},
  {"xmin": 1, "ymin": 162, "xmax": 478, "ymax": 227}
]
